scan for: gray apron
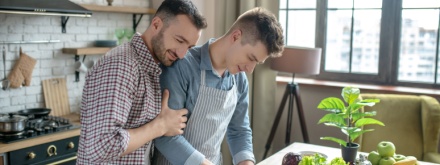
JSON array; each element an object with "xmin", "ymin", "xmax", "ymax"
[{"xmin": 156, "ymin": 70, "xmax": 238, "ymax": 165}]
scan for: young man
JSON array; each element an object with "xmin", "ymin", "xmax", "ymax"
[
  {"xmin": 76, "ymin": 0, "xmax": 207, "ymax": 164},
  {"xmin": 154, "ymin": 7, "xmax": 284, "ymax": 165}
]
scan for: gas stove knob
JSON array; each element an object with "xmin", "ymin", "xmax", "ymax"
[
  {"xmin": 27, "ymin": 130, "xmax": 35, "ymax": 136},
  {"xmin": 35, "ymin": 128, "xmax": 43, "ymax": 132},
  {"xmin": 68, "ymin": 142, "xmax": 75, "ymax": 149},
  {"xmin": 44, "ymin": 126, "xmax": 52, "ymax": 133},
  {"xmin": 28, "ymin": 152, "xmax": 36, "ymax": 159}
]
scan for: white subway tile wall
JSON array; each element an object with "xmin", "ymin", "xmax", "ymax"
[{"xmin": 0, "ymin": 0, "xmax": 151, "ymax": 113}]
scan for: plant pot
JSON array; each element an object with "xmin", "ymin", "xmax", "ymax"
[{"xmin": 340, "ymin": 143, "xmax": 359, "ymax": 163}]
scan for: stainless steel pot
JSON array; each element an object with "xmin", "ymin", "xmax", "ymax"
[{"xmin": 0, "ymin": 113, "xmax": 27, "ymax": 133}]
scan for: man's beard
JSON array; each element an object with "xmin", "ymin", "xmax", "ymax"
[{"xmin": 151, "ymin": 29, "xmax": 174, "ymax": 66}]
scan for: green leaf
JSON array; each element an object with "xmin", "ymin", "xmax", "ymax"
[
  {"xmin": 350, "ymin": 129, "xmax": 374, "ymax": 141},
  {"xmin": 320, "ymin": 137, "xmax": 347, "ymax": 147},
  {"xmin": 323, "ymin": 122, "xmax": 346, "ymax": 128},
  {"xmin": 351, "ymin": 99, "xmax": 379, "ymax": 110},
  {"xmin": 350, "ymin": 103, "xmax": 363, "ymax": 112},
  {"xmin": 355, "ymin": 118, "xmax": 385, "ymax": 127},
  {"xmin": 363, "ymin": 111, "xmax": 377, "ymax": 117},
  {"xmin": 317, "ymin": 97, "xmax": 345, "ymax": 113},
  {"xmin": 318, "ymin": 113, "xmax": 346, "ymax": 125},
  {"xmin": 351, "ymin": 113, "xmax": 363, "ymax": 122},
  {"xmin": 360, "ymin": 99, "xmax": 380, "ymax": 104},
  {"xmin": 352, "ymin": 111, "xmax": 377, "ymax": 121},
  {"xmin": 313, "ymin": 153, "xmax": 327, "ymax": 165},
  {"xmin": 342, "ymin": 87, "xmax": 360, "ymax": 105},
  {"xmin": 341, "ymin": 127, "xmax": 360, "ymax": 136}
]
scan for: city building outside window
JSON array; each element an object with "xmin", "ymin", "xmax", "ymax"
[{"xmin": 279, "ymin": 0, "xmax": 440, "ymax": 88}]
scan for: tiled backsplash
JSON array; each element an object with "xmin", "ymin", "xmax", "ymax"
[{"xmin": 0, "ymin": 0, "xmax": 151, "ymax": 113}]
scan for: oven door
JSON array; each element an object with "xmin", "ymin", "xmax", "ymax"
[{"xmin": 44, "ymin": 153, "xmax": 77, "ymax": 165}]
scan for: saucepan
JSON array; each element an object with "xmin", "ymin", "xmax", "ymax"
[
  {"xmin": 17, "ymin": 108, "xmax": 51, "ymax": 119},
  {"xmin": 0, "ymin": 113, "xmax": 28, "ymax": 133}
]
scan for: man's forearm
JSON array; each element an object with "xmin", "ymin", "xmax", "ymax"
[{"xmin": 122, "ymin": 120, "xmax": 164, "ymax": 156}]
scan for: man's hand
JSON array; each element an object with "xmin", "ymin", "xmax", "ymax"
[
  {"xmin": 156, "ymin": 89, "xmax": 188, "ymax": 136},
  {"xmin": 201, "ymin": 159, "xmax": 214, "ymax": 165},
  {"xmin": 238, "ymin": 160, "xmax": 255, "ymax": 165}
]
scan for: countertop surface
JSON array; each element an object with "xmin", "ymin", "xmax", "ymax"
[
  {"xmin": 0, "ymin": 113, "xmax": 81, "ymax": 153},
  {"xmin": 258, "ymin": 142, "xmax": 438, "ymax": 165}
]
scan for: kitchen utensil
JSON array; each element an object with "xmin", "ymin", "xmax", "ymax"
[
  {"xmin": 0, "ymin": 113, "xmax": 27, "ymax": 133},
  {"xmin": 74, "ymin": 60, "xmax": 88, "ymax": 73},
  {"xmin": 1, "ymin": 45, "xmax": 10, "ymax": 90},
  {"xmin": 42, "ymin": 78, "xmax": 70, "ymax": 116},
  {"xmin": 17, "ymin": 108, "xmax": 51, "ymax": 119}
]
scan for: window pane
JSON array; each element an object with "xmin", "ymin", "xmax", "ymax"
[
  {"xmin": 280, "ymin": 0, "xmax": 287, "ymax": 9},
  {"xmin": 328, "ymin": 0, "xmax": 353, "ymax": 8},
  {"xmin": 403, "ymin": 0, "xmax": 440, "ymax": 8},
  {"xmin": 351, "ymin": 10, "xmax": 381, "ymax": 74},
  {"xmin": 325, "ymin": 10, "xmax": 352, "ymax": 73},
  {"xmin": 354, "ymin": 0, "xmax": 382, "ymax": 8},
  {"xmin": 286, "ymin": 11, "xmax": 316, "ymax": 47},
  {"xmin": 398, "ymin": 9, "xmax": 439, "ymax": 83},
  {"xmin": 288, "ymin": 0, "xmax": 316, "ymax": 8}
]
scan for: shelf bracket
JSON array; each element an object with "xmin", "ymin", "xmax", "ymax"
[
  {"xmin": 132, "ymin": 14, "xmax": 144, "ymax": 32},
  {"xmin": 61, "ymin": 16, "xmax": 70, "ymax": 33}
]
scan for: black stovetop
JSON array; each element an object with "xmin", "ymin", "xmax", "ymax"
[{"xmin": 0, "ymin": 115, "xmax": 80, "ymax": 144}]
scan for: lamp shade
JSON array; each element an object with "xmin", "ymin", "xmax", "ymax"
[{"xmin": 270, "ymin": 46, "xmax": 322, "ymax": 75}]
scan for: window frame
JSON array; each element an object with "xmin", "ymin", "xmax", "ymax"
[{"xmin": 281, "ymin": 0, "xmax": 440, "ymax": 88}]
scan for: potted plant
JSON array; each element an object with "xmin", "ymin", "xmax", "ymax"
[{"xmin": 317, "ymin": 87, "xmax": 384, "ymax": 163}]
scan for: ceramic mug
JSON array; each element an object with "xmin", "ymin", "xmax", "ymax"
[
  {"xmin": 74, "ymin": 61, "xmax": 88, "ymax": 73},
  {"xmin": 86, "ymin": 60, "xmax": 96, "ymax": 69}
]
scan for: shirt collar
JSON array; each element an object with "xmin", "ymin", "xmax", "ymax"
[
  {"xmin": 130, "ymin": 32, "xmax": 162, "ymax": 75},
  {"xmin": 200, "ymin": 38, "xmax": 214, "ymax": 71}
]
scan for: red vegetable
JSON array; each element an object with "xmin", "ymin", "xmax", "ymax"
[{"xmin": 282, "ymin": 152, "xmax": 302, "ymax": 165}]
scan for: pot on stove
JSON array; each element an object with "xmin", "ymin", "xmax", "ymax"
[{"xmin": 0, "ymin": 113, "xmax": 28, "ymax": 133}]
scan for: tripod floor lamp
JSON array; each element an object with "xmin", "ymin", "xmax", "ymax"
[{"xmin": 262, "ymin": 46, "xmax": 322, "ymax": 159}]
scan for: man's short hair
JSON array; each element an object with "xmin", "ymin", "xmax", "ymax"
[
  {"xmin": 228, "ymin": 7, "xmax": 285, "ymax": 58},
  {"xmin": 154, "ymin": 0, "xmax": 208, "ymax": 30}
]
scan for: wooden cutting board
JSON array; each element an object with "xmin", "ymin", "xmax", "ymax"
[{"xmin": 42, "ymin": 78, "xmax": 70, "ymax": 116}]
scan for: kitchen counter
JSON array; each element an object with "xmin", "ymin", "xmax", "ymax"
[{"xmin": 0, "ymin": 113, "xmax": 81, "ymax": 153}]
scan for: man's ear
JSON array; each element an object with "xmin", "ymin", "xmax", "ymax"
[
  {"xmin": 150, "ymin": 16, "xmax": 163, "ymax": 31},
  {"xmin": 231, "ymin": 29, "xmax": 242, "ymax": 42}
]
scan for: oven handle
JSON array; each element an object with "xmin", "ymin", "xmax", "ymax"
[{"xmin": 46, "ymin": 156, "xmax": 77, "ymax": 165}]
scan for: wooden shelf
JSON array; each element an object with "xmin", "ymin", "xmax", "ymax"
[
  {"xmin": 62, "ymin": 47, "xmax": 112, "ymax": 55},
  {"xmin": 80, "ymin": 4, "xmax": 156, "ymax": 14}
]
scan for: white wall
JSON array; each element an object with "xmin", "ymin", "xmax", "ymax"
[{"xmin": 0, "ymin": 0, "xmax": 151, "ymax": 113}]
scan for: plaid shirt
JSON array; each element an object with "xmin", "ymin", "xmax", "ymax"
[{"xmin": 77, "ymin": 33, "xmax": 162, "ymax": 165}]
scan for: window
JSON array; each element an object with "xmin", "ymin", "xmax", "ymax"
[
  {"xmin": 399, "ymin": 1, "xmax": 439, "ymax": 83},
  {"xmin": 280, "ymin": 0, "xmax": 440, "ymax": 88},
  {"xmin": 279, "ymin": 0, "xmax": 316, "ymax": 48}
]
